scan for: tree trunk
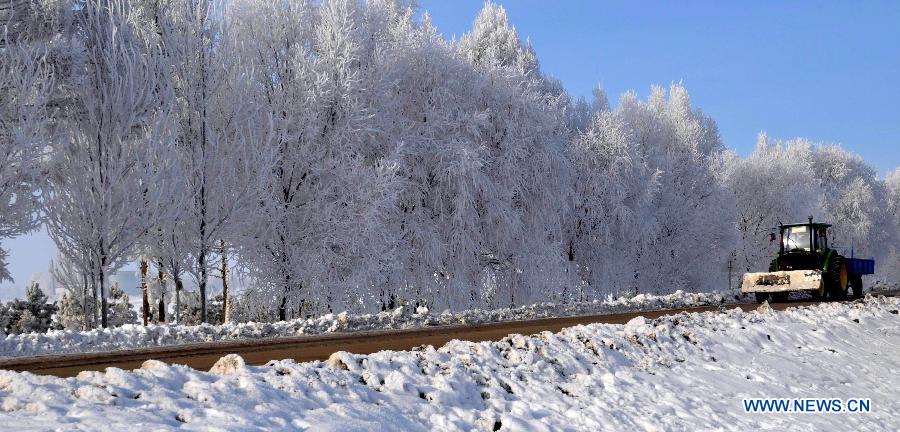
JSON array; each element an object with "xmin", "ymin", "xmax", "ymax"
[
  {"xmin": 157, "ymin": 263, "xmax": 165, "ymax": 324},
  {"xmin": 198, "ymin": 188, "xmax": 208, "ymax": 323},
  {"xmin": 81, "ymin": 272, "xmax": 89, "ymax": 331},
  {"xmin": 158, "ymin": 296, "xmax": 165, "ymax": 324},
  {"xmin": 198, "ymin": 44, "xmax": 209, "ymax": 324},
  {"xmin": 92, "ymin": 278, "xmax": 99, "ymax": 327},
  {"xmin": 278, "ymin": 234, "xmax": 290, "ymax": 321},
  {"xmin": 90, "ymin": 258, "xmax": 99, "ymax": 326},
  {"xmin": 173, "ymin": 271, "xmax": 183, "ymax": 325},
  {"xmin": 220, "ymin": 240, "xmax": 229, "ymax": 323},
  {"xmin": 140, "ymin": 257, "xmax": 149, "ymax": 325},
  {"xmin": 199, "ymin": 246, "xmax": 207, "ymax": 323},
  {"xmin": 99, "ymin": 264, "xmax": 108, "ymax": 328}
]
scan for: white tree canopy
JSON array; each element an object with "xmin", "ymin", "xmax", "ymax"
[
  {"xmin": 0, "ymin": 24, "xmax": 55, "ymax": 282},
  {"xmin": 44, "ymin": 0, "xmax": 177, "ymax": 327},
  {"xmin": 2, "ymin": 0, "xmax": 899, "ymax": 328},
  {"xmin": 151, "ymin": 0, "xmax": 274, "ymax": 322}
]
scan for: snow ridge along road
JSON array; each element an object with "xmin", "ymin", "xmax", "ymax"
[
  {"xmin": 0, "ymin": 290, "xmax": 733, "ymax": 361},
  {"xmin": 0, "ymin": 299, "xmax": 824, "ymax": 377}
]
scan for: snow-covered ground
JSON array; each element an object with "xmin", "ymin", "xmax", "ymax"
[
  {"xmin": 0, "ymin": 290, "xmax": 732, "ymax": 359},
  {"xmin": 0, "ymin": 295, "xmax": 897, "ymax": 431}
]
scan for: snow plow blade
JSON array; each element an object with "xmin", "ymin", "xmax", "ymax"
[{"xmin": 740, "ymin": 270, "xmax": 823, "ymax": 293}]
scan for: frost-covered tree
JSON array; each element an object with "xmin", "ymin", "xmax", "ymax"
[
  {"xmin": 567, "ymin": 107, "xmax": 658, "ymax": 297},
  {"xmin": 617, "ymin": 84, "xmax": 737, "ymax": 292},
  {"xmin": 147, "ymin": 227, "xmax": 189, "ymax": 323},
  {"xmin": 232, "ymin": 0, "xmax": 398, "ymax": 319},
  {"xmin": 568, "ymin": 86, "xmax": 610, "ymax": 134},
  {"xmin": 882, "ymin": 168, "xmax": 900, "ymax": 283},
  {"xmin": 152, "ymin": 0, "xmax": 273, "ymax": 323},
  {"xmin": 458, "ymin": 2, "xmax": 537, "ymax": 77},
  {"xmin": 0, "ymin": 20, "xmax": 56, "ymax": 282},
  {"xmin": 887, "ymin": 168, "xmax": 900, "ymax": 215},
  {"xmin": 44, "ymin": 0, "xmax": 176, "ymax": 327},
  {"xmin": 724, "ymin": 134, "xmax": 822, "ymax": 273},
  {"xmin": 811, "ymin": 144, "xmax": 887, "ymax": 257},
  {"xmin": 358, "ymin": 2, "xmax": 573, "ymax": 310},
  {"xmin": 56, "ymin": 289, "xmax": 95, "ymax": 330},
  {"xmin": 51, "ymin": 253, "xmax": 96, "ymax": 330}
]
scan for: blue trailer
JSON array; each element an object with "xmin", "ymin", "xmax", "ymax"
[{"xmin": 846, "ymin": 257, "xmax": 875, "ymax": 276}]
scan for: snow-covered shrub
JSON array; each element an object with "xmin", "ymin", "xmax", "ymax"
[
  {"xmin": 107, "ymin": 283, "xmax": 137, "ymax": 327},
  {"xmin": 55, "ymin": 290, "xmax": 97, "ymax": 330},
  {"xmin": 226, "ymin": 286, "xmax": 281, "ymax": 324},
  {"xmin": 0, "ymin": 303, "xmax": 11, "ymax": 336},
  {"xmin": 175, "ymin": 290, "xmax": 203, "ymax": 326},
  {"xmin": 55, "ymin": 280, "xmax": 133, "ymax": 330},
  {"xmin": 4, "ymin": 283, "xmax": 57, "ymax": 334}
]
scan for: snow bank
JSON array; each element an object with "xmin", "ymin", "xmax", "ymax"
[
  {"xmin": 0, "ymin": 289, "xmax": 731, "ymax": 359},
  {"xmin": 0, "ymin": 296, "xmax": 897, "ymax": 430}
]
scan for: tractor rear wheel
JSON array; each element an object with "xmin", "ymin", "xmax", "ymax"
[
  {"xmin": 849, "ymin": 275, "xmax": 863, "ymax": 299},
  {"xmin": 824, "ymin": 255, "xmax": 849, "ymax": 301},
  {"xmin": 754, "ymin": 293, "xmax": 769, "ymax": 303}
]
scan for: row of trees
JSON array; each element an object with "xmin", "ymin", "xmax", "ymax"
[
  {"xmin": 2, "ymin": 0, "xmax": 898, "ymax": 330},
  {"xmin": 1, "ymin": 278, "xmax": 254, "ymax": 334}
]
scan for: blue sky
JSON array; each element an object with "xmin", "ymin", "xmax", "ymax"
[
  {"xmin": 419, "ymin": 0, "xmax": 900, "ymax": 174},
  {"xmin": 2, "ymin": 1, "xmax": 898, "ymax": 300}
]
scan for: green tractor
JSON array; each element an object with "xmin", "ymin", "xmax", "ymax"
[{"xmin": 741, "ymin": 217, "xmax": 875, "ymax": 303}]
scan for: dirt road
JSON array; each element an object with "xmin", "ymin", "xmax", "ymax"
[{"xmin": 1, "ymin": 298, "xmax": 854, "ymax": 378}]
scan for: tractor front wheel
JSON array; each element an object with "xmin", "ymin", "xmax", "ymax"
[
  {"xmin": 810, "ymin": 285, "xmax": 825, "ymax": 301},
  {"xmin": 849, "ymin": 275, "xmax": 863, "ymax": 299}
]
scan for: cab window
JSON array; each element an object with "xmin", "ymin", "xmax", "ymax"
[
  {"xmin": 816, "ymin": 228, "xmax": 828, "ymax": 251},
  {"xmin": 783, "ymin": 226, "xmax": 811, "ymax": 252}
]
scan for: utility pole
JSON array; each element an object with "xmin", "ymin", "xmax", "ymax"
[{"xmin": 728, "ymin": 258, "xmax": 733, "ymax": 292}]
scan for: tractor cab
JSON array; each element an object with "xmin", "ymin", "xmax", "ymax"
[
  {"xmin": 771, "ymin": 218, "xmax": 832, "ymax": 272},
  {"xmin": 779, "ymin": 220, "xmax": 831, "ymax": 254}
]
